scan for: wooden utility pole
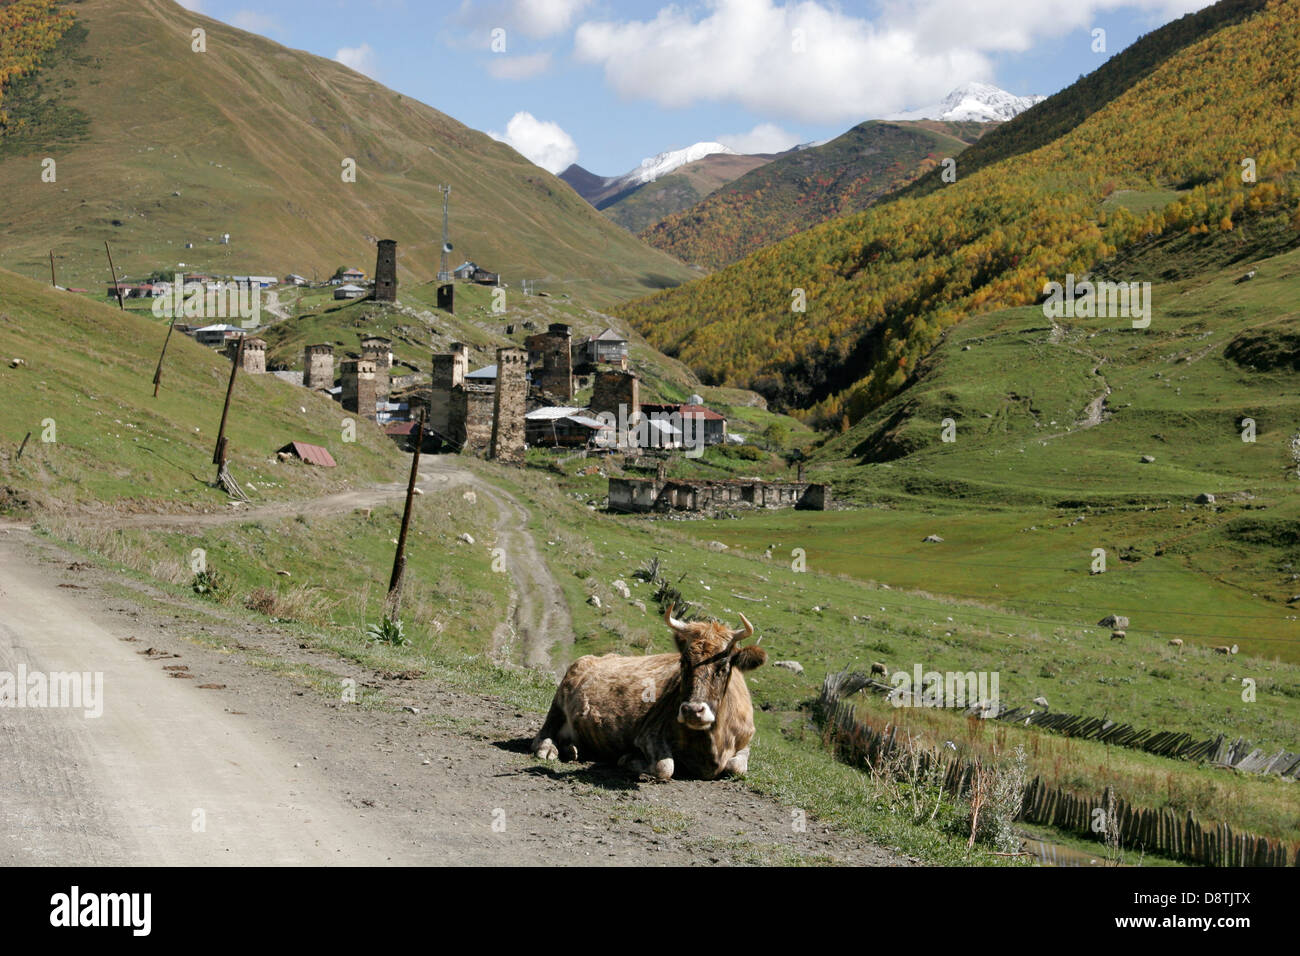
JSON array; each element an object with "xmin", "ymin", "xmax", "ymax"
[
  {"xmin": 384, "ymin": 408, "xmax": 427, "ymax": 620},
  {"xmin": 212, "ymin": 336, "xmax": 248, "ymax": 499},
  {"xmin": 104, "ymin": 241, "xmax": 124, "ymax": 310},
  {"xmin": 16, "ymin": 432, "xmax": 31, "ymax": 461},
  {"xmin": 152, "ymin": 312, "xmax": 178, "ymax": 398},
  {"xmin": 48, "ymin": 251, "xmax": 56, "ymax": 288}
]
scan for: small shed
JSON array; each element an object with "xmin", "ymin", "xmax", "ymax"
[{"xmin": 277, "ymin": 441, "xmax": 337, "ymax": 467}]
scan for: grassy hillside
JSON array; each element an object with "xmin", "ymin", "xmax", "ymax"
[
  {"xmin": 600, "ymin": 152, "xmax": 775, "ymax": 234},
  {"xmin": 639, "ymin": 120, "xmax": 982, "ymax": 270},
  {"xmin": 0, "ymin": 269, "xmax": 404, "ymax": 513},
  {"xmin": 0, "ymin": 0, "xmax": 694, "ymax": 307},
  {"xmin": 616, "ymin": 0, "xmax": 1300, "ymax": 421}
]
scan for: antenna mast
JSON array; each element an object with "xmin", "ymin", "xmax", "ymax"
[{"xmin": 438, "ymin": 184, "xmax": 452, "ymax": 282}]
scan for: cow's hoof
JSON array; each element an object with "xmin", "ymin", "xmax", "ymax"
[
  {"xmin": 561, "ymin": 743, "xmax": 579, "ymax": 762},
  {"xmin": 653, "ymin": 757, "xmax": 675, "ymax": 781},
  {"xmin": 724, "ymin": 748, "xmax": 750, "ymax": 776},
  {"xmin": 533, "ymin": 738, "xmax": 559, "ymax": 761}
]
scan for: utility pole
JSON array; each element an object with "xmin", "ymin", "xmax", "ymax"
[
  {"xmin": 49, "ymin": 251, "xmax": 56, "ymax": 288},
  {"xmin": 16, "ymin": 432, "xmax": 31, "ymax": 461},
  {"xmin": 152, "ymin": 311, "xmax": 179, "ymax": 398},
  {"xmin": 384, "ymin": 407, "xmax": 427, "ymax": 620},
  {"xmin": 104, "ymin": 241, "xmax": 124, "ymax": 310},
  {"xmin": 212, "ymin": 336, "xmax": 248, "ymax": 499}
]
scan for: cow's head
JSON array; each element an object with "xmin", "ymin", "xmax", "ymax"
[{"xmin": 665, "ymin": 606, "xmax": 766, "ymax": 730}]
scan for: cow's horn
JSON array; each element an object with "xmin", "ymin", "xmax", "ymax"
[
  {"xmin": 664, "ymin": 604, "xmax": 688, "ymax": 631},
  {"xmin": 730, "ymin": 613, "xmax": 754, "ymax": 646}
]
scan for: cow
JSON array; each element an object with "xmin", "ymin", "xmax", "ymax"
[
  {"xmin": 1110, "ymin": 629, "xmax": 1126, "ymax": 642},
  {"xmin": 531, "ymin": 606, "xmax": 767, "ymax": 781},
  {"xmin": 870, "ymin": 661, "xmax": 888, "ymax": 678},
  {"xmin": 1168, "ymin": 639, "xmax": 1183, "ymax": 648}
]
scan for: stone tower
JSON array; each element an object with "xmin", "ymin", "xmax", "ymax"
[
  {"xmin": 591, "ymin": 369, "xmax": 639, "ymax": 419},
  {"xmin": 226, "ymin": 336, "xmax": 266, "ymax": 374},
  {"xmin": 341, "ymin": 358, "xmax": 378, "ymax": 420},
  {"xmin": 429, "ymin": 343, "xmax": 469, "ymax": 441},
  {"xmin": 360, "ymin": 335, "xmax": 392, "ymax": 402},
  {"xmin": 489, "ymin": 347, "xmax": 527, "ymax": 464},
  {"xmin": 374, "ymin": 239, "xmax": 397, "ymax": 302},
  {"xmin": 303, "ymin": 343, "xmax": 334, "ymax": 391},
  {"xmin": 525, "ymin": 323, "xmax": 574, "ymax": 400}
]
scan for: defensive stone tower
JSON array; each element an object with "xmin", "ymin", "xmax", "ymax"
[
  {"xmin": 360, "ymin": 335, "xmax": 392, "ymax": 402},
  {"xmin": 525, "ymin": 323, "xmax": 574, "ymax": 400},
  {"xmin": 374, "ymin": 239, "xmax": 397, "ymax": 302},
  {"xmin": 490, "ymin": 347, "xmax": 528, "ymax": 464},
  {"xmin": 303, "ymin": 343, "xmax": 334, "ymax": 391},
  {"xmin": 226, "ymin": 336, "xmax": 266, "ymax": 374},
  {"xmin": 341, "ymin": 358, "xmax": 378, "ymax": 420}
]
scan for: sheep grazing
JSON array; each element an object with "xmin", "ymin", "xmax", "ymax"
[
  {"xmin": 870, "ymin": 661, "xmax": 889, "ymax": 678},
  {"xmin": 1110, "ymin": 630, "xmax": 1126, "ymax": 642},
  {"xmin": 1168, "ymin": 639, "xmax": 1184, "ymax": 648}
]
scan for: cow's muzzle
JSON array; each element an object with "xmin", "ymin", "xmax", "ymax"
[{"xmin": 678, "ymin": 700, "xmax": 716, "ymax": 729}]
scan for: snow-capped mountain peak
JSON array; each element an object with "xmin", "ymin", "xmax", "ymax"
[
  {"xmin": 889, "ymin": 83, "xmax": 1045, "ymax": 123},
  {"xmin": 621, "ymin": 142, "xmax": 736, "ymax": 186}
]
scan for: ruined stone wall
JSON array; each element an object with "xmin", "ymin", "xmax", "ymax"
[
  {"xmin": 374, "ymin": 239, "xmax": 397, "ymax": 302},
  {"xmin": 303, "ymin": 343, "xmax": 334, "ymax": 390},
  {"xmin": 607, "ymin": 477, "xmax": 831, "ymax": 514},
  {"xmin": 490, "ymin": 347, "xmax": 527, "ymax": 463}
]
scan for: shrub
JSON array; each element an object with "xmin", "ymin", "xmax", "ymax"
[{"xmin": 366, "ymin": 616, "xmax": 408, "ymax": 647}]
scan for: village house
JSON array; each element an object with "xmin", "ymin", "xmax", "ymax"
[
  {"xmin": 525, "ymin": 406, "xmax": 614, "ymax": 448},
  {"xmin": 574, "ymin": 327, "xmax": 629, "ymax": 367},
  {"xmin": 192, "ymin": 324, "xmax": 246, "ymax": 347},
  {"xmin": 452, "ymin": 260, "xmax": 501, "ymax": 285},
  {"xmin": 333, "ymin": 283, "xmax": 366, "ymax": 300},
  {"xmin": 640, "ymin": 402, "xmax": 728, "ymax": 446}
]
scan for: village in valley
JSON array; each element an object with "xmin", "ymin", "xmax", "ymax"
[{"xmin": 3, "ymin": 0, "xmax": 1300, "ymax": 888}]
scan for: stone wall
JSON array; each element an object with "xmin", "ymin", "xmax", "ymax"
[{"xmin": 608, "ymin": 477, "xmax": 832, "ymax": 514}]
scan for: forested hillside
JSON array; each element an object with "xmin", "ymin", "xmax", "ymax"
[
  {"xmin": 616, "ymin": 0, "xmax": 1300, "ymax": 426},
  {"xmin": 640, "ymin": 120, "xmax": 981, "ymax": 270}
]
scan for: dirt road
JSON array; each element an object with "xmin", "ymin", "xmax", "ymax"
[{"xmin": 0, "ymin": 510, "xmax": 906, "ymax": 866}]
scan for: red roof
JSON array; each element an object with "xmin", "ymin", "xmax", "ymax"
[
  {"xmin": 278, "ymin": 441, "xmax": 336, "ymax": 467},
  {"xmin": 383, "ymin": 422, "xmax": 420, "ymax": 436},
  {"xmin": 640, "ymin": 402, "xmax": 726, "ymax": 421}
]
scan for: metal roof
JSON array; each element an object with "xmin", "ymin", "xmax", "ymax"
[
  {"xmin": 466, "ymin": 364, "xmax": 497, "ymax": 379},
  {"xmin": 278, "ymin": 441, "xmax": 337, "ymax": 467},
  {"xmin": 526, "ymin": 406, "xmax": 588, "ymax": 420}
]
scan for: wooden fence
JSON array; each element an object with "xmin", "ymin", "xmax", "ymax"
[
  {"xmin": 817, "ymin": 670, "xmax": 1297, "ymax": 867},
  {"xmin": 850, "ymin": 675, "xmax": 1300, "ymax": 780}
]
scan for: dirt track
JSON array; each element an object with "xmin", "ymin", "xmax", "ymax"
[{"xmin": 0, "ymin": 465, "xmax": 908, "ymax": 866}]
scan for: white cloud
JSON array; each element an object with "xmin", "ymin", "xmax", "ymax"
[
  {"xmin": 335, "ymin": 43, "xmax": 378, "ymax": 79},
  {"xmin": 510, "ymin": 0, "xmax": 592, "ymax": 38},
  {"xmin": 229, "ymin": 10, "xmax": 281, "ymax": 36},
  {"xmin": 489, "ymin": 111, "xmax": 579, "ymax": 173},
  {"xmin": 717, "ymin": 123, "xmax": 802, "ymax": 155},
  {"xmin": 573, "ymin": 0, "xmax": 1217, "ymax": 123},
  {"xmin": 487, "ymin": 52, "xmax": 553, "ymax": 80}
]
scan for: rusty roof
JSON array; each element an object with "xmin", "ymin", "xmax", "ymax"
[{"xmin": 278, "ymin": 441, "xmax": 336, "ymax": 467}]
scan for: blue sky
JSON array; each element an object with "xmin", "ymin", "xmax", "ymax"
[{"xmin": 179, "ymin": 0, "xmax": 1212, "ymax": 176}]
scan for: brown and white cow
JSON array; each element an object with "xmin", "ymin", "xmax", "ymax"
[{"xmin": 531, "ymin": 606, "xmax": 767, "ymax": 780}]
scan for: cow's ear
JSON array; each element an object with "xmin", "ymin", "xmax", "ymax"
[{"xmin": 733, "ymin": 646, "xmax": 766, "ymax": 671}]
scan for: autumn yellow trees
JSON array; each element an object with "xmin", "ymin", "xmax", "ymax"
[
  {"xmin": 617, "ymin": 0, "xmax": 1300, "ymax": 429},
  {"xmin": 0, "ymin": 0, "xmax": 76, "ymax": 129}
]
